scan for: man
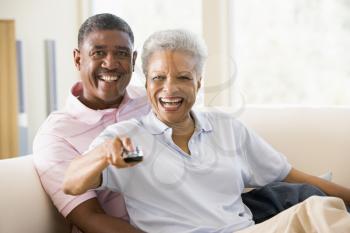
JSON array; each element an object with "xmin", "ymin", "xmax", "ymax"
[{"xmin": 33, "ymin": 13, "xmax": 150, "ymax": 233}]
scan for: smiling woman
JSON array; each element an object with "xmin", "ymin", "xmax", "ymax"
[
  {"xmin": 63, "ymin": 29, "xmax": 350, "ymax": 233},
  {"xmin": 141, "ymin": 30, "xmax": 207, "ymax": 153}
]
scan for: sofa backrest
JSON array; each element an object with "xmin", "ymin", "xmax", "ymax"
[
  {"xmin": 196, "ymin": 106, "xmax": 350, "ymax": 187},
  {"xmin": 0, "ymin": 106, "xmax": 349, "ymax": 233},
  {"xmin": 236, "ymin": 106, "xmax": 350, "ymax": 187},
  {"xmin": 0, "ymin": 155, "xmax": 70, "ymax": 233}
]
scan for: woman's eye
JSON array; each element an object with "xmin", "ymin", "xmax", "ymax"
[
  {"xmin": 152, "ymin": 76, "xmax": 164, "ymax": 81},
  {"xmin": 179, "ymin": 76, "xmax": 191, "ymax": 80}
]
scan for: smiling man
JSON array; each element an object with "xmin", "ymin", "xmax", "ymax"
[
  {"xmin": 33, "ymin": 13, "xmax": 150, "ymax": 233},
  {"xmin": 75, "ymin": 28, "xmax": 135, "ymax": 109}
]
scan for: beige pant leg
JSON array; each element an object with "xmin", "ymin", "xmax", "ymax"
[{"xmin": 236, "ymin": 196, "xmax": 350, "ymax": 233}]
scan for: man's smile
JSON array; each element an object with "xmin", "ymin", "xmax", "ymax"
[{"xmin": 98, "ymin": 75, "xmax": 119, "ymax": 82}]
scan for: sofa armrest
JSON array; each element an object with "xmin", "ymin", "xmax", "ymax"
[{"xmin": 0, "ymin": 155, "xmax": 70, "ymax": 233}]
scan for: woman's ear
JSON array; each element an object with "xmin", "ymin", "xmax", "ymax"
[{"xmin": 132, "ymin": 51, "xmax": 138, "ymax": 72}]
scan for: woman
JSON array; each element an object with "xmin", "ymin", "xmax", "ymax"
[{"xmin": 63, "ymin": 29, "xmax": 350, "ymax": 233}]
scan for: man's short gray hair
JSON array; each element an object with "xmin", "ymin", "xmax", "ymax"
[{"xmin": 141, "ymin": 29, "xmax": 208, "ymax": 77}]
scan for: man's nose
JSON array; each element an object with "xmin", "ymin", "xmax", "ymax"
[{"xmin": 101, "ymin": 53, "xmax": 120, "ymax": 70}]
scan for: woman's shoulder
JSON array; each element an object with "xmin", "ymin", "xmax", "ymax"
[{"xmin": 194, "ymin": 107, "xmax": 245, "ymax": 127}]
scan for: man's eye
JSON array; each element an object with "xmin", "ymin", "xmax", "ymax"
[
  {"xmin": 92, "ymin": 51, "xmax": 105, "ymax": 57},
  {"xmin": 116, "ymin": 51, "xmax": 130, "ymax": 57}
]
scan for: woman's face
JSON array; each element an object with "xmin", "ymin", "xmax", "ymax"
[{"xmin": 145, "ymin": 50, "xmax": 201, "ymax": 125}]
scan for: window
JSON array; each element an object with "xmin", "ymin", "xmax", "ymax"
[{"xmin": 232, "ymin": 0, "xmax": 350, "ymax": 105}]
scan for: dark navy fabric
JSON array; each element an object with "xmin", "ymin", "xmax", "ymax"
[{"xmin": 242, "ymin": 182, "xmax": 328, "ymax": 223}]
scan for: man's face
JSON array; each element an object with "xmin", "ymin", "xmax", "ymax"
[
  {"xmin": 146, "ymin": 50, "xmax": 201, "ymax": 125},
  {"xmin": 74, "ymin": 29, "xmax": 136, "ymax": 109}
]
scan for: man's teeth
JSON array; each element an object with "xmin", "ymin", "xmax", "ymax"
[{"xmin": 100, "ymin": 76, "xmax": 118, "ymax": 81}]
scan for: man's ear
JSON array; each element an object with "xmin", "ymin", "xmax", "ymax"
[
  {"xmin": 132, "ymin": 51, "xmax": 138, "ymax": 72},
  {"xmin": 73, "ymin": 49, "xmax": 81, "ymax": 71}
]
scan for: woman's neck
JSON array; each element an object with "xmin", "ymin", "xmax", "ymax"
[
  {"xmin": 167, "ymin": 116, "xmax": 195, "ymax": 155},
  {"xmin": 167, "ymin": 116, "xmax": 195, "ymax": 136}
]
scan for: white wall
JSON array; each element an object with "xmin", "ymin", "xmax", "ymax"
[
  {"xmin": 202, "ymin": 0, "xmax": 230, "ymax": 107},
  {"xmin": 0, "ymin": 0, "xmax": 80, "ymax": 152},
  {"xmin": 0, "ymin": 0, "xmax": 234, "ymax": 153}
]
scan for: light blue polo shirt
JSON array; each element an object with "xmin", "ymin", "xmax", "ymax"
[{"xmin": 91, "ymin": 110, "xmax": 291, "ymax": 233}]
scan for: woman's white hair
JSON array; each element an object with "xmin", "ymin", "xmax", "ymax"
[{"xmin": 141, "ymin": 29, "xmax": 208, "ymax": 77}]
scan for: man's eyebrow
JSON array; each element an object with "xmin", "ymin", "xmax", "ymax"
[
  {"xmin": 91, "ymin": 45, "xmax": 132, "ymax": 52},
  {"xmin": 91, "ymin": 45, "xmax": 106, "ymax": 50},
  {"xmin": 115, "ymin": 46, "xmax": 132, "ymax": 52}
]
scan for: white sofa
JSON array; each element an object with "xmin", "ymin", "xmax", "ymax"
[{"xmin": 1, "ymin": 107, "xmax": 349, "ymax": 233}]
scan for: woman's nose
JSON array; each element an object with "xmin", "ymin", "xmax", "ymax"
[{"xmin": 163, "ymin": 77, "xmax": 179, "ymax": 93}]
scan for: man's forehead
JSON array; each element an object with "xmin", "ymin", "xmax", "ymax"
[{"xmin": 82, "ymin": 29, "xmax": 133, "ymax": 48}]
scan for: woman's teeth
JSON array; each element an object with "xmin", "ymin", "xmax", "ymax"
[{"xmin": 159, "ymin": 97, "xmax": 183, "ymax": 105}]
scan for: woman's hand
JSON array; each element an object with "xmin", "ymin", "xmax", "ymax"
[
  {"xmin": 63, "ymin": 137, "xmax": 139, "ymax": 195},
  {"xmin": 103, "ymin": 137, "xmax": 138, "ymax": 168}
]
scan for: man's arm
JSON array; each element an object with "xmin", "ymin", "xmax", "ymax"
[
  {"xmin": 67, "ymin": 198, "xmax": 143, "ymax": 233},
  {"xmin": 34, "ymin": 131, "xmax": 140, "ymax": 232},
  {"xmin": 284, "ymin": 167, "xmax": 350, "ymax": 205}
]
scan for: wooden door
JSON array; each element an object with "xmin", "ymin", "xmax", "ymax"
[{"xmin": 0, "ymin": 20, "xmax": 19, "ymax": 158}]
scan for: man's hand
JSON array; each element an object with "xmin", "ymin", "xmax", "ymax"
[{"xmin": 284, "ymin": 167, "xmax": 350, "ymax": 205}]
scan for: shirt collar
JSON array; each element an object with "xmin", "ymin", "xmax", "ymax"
[
  {"xmin": 191, "ymin": 110, "xmax": 213, "ymax": 133},
  {"xmin": 64, "ymin": 82, "xmax": 132, "ymax": 124},
  {"xmin": 141, "ymin": 109, "xmax": 213, "ymax": 135}
]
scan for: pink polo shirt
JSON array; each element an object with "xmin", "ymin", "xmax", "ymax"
[{"xmin": 33, "ymin": 82, "xmax": 150, "ymax": 231}]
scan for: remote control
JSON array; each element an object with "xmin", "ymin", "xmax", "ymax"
[{"xmin": 122, "ymin": 146, "xmax": 143, "ymax": 163}]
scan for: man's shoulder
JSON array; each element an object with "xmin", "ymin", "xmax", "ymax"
[
  {"xmin": 121, "ymin": 91, "xmax": 150, "ymax": 119},
  {"xmin": 128, "ymin": 94, "xmax": 149, "ymax": 108},
  {"xmin": 36, "ymin": 110, "xmax": 91, "ymax": 138}
]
